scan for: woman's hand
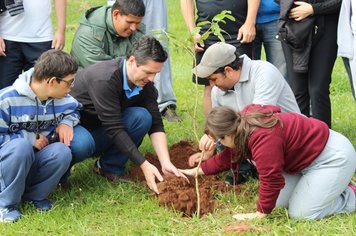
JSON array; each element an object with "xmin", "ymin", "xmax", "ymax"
[
  {"xmin": 289, "ymin": 1, "xmax": 314, "ymax": 21},
  {"xmin": 188, "ymin": 149, "xmax": 214, "ymax": 167},
  {"xmin": 232, "ymin": 211, "xmax": 267, "ymax": 221},
  {"xmin": 199, "ymin": 134, "xmax": 216, "ymax": 152},
  {"xmin": 179, "ymin": 167, "xmax": 203, "ymax": 177}
]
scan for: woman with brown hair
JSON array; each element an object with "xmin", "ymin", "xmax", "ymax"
[{"xmin": 180, "ymin": 104, "xmax": 356, "ymax": 220}]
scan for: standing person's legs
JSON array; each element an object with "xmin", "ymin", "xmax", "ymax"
[
  {"xmin": 91, "ymin": 107, "xmax": 152, "ymax": 176},
  {"xmin": 155, "ymin": 56, "xmax": 177, "ymax": 112},
  {"xmin": 252, "ymin": 23, "xmax": 263, "ymax": 60},
  {"xmin": 342, "ymin": 33, "xmax": 356, "ymax": 101},
  {"xmin": 142, "ymin": 0, "xmax": 179, "ymax": 121},
  {"xmin": 282, "ymin": 43, "xmax": 310, "ymax": 116},
  {"xmin": 287, "ymin": 130, "xmax": 356, "ymax": 220},
  {"xmin": 194, "ymin": 44, "xmax": 212, "ymax": 117},
  {"xmin": 308, "ymin": 17, "xmax": 338, "ymax": 128},
  {"xmin": 342, "ymin": 57, "xmax": 356, "ymax": 101},
  {"xmin": 261, "ymin": 20, "xmax": 287, "ymax": 79},
  {"xmin": 0, "ymin": 40, "xmax": 24, "ymax": 88},
  {"xmin": 155, "ymin": 55, "xmax": 180, "ymax": 122},
  {"xmin": 233, "ymin": 42, "xmax": 253, "ymax": 58},
  {"xmin": 23, "ymin": 142, "xmax": 71, "ymax": 203},
  {"xmin": 22, "ymin": 41, "xmax": 52, "ymax": 72}
]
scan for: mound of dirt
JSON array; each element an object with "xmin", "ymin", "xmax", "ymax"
[{"xmin": 128, "ymin": 140, "xmax": 239, "ymax": 217}]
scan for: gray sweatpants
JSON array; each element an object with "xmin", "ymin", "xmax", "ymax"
[{"xmin": 276, "ymin": 129, "xmax": 356, "ymax": 220}]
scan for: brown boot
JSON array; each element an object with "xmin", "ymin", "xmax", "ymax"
[{"xmin": 93, "ymin": 160, "xmax": 133, "ymax": 183}]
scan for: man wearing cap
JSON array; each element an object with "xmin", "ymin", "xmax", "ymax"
[
  {"xmin": 189, "ymin": 42, "xmax": 300, "ymax": 184},
  {"xmin": 193, "ymin": 42, "xmax": 299, "ymax": 113}
]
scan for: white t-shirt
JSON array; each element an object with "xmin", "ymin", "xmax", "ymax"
[
  {"xmin": 351, "ymin": 0, "xmax": 356, "ymax": 33},
  {"xmin": 0, "ymin": 0, "xmax": 53, "ymax": 42}
]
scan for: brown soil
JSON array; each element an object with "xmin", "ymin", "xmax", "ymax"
[
  {"xmin": 128, "ymin": 140, "xmax": 239, "ymax": 217},
  {"xmin": 224, "ymin": 222, "xmax": 256, "ymax": 234}
]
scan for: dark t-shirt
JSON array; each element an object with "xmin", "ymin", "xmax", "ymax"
[
  {"xmin": 193, "ymin": 0, "xmax": 251, "ymax": 85},
  {"xmin": 196, "ymin": 0, "xmax": 248, "ymax": 44}
]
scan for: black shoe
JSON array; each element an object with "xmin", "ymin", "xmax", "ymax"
[
  {"xmin": 161, "ymin": 105, "xmax": 181, "ymax": 122},
  {"xmin": 93, "ymin": 160, "xmax": 133, "ymax": 183},
  {"xmin": 58, "ymin": 179, "xmax": 71, "ymax": 191},
  {"xmin": 225, "ymin": 162, "xmax": 258, "ymax": 185}
]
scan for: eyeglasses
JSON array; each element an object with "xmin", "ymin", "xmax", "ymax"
[
  {"xmin": 56, "ymin": 77, "xmax": 75, "ymax": 87},
  {"xmin": 214, "ymin": 138, "xmax": 222, "ymax": 145}
]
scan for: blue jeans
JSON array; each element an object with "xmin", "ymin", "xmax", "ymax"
[
  {"xmin": 0, "ymin": 139, "xmax": 71, "ymax": 207},
  {"xmin": 253, "ymin": 20, "xmax": 287, "ymax": 79},
  {"xmin": 70, "ymin": 125, "xmax": 96, "ymax": 165},
  {"xmin": 90, "ymin": 107, "xmax": 152, "ymax": 175},
  {"xmin": 60, "ymin": 125, "xmax": 96, "ymax": 181}
]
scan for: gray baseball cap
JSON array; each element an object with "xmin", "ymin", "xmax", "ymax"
[{"xmin": 192, "ymin": 42, "xmax": 236, "ymax": 78}]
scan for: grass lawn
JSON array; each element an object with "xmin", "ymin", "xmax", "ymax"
[{"xmin": 1, "ymin": 0, "xmax": 355, "ymax": 235}]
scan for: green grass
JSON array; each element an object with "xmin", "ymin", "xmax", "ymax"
[{"xmin": 1, "ymin": 0, "xmax": 355, "ymax": 235}]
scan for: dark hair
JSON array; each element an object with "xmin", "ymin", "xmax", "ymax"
[
  {"xmin": 112, "ymin": 0, "xmax": 145, "ymax": 17},
  {"xmin": 32, "ymin": 50, "xmax": 78, "ymax": 82},
  {"xmin": 205, "ymin": 106, "xmax": 281, "ymax": 162},
  {"xmin": 213, "ymin": 51, "xmax": 243, "ymax": 74},
  {"xmin": 126, "ymin": 35, "xmax": 168, "ymax": 65}
]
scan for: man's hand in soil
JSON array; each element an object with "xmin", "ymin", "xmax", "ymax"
[
  {"xmin": 161, "ymin": 161, "xmax": 189, "ymax": 182},
  {"xmin": 140, "ymin": 160, "xmax": 163, "ymax": 194}
]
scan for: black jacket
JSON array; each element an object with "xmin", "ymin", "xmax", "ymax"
[
  {"xmin": 71, "ymin": 58, "xmax": 164, "ymax": 166},
  {"xmin": 277, "ymin": 0, "xmax": 341, "ymax": 72}
]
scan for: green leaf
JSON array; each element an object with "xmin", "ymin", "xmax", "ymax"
[
  {"xmin": 225, "ymin": 15, "xmax": 236, "ymax": 22},
  {"xmin": 196, "ymin": 20, "xmax": 211, "ymax": 27},
  {"xmin": 191, "ymin": 27, "xmax": 202, "ymax": 36},
  {"xmin": 217, "ymin": 34, "xmax": 225, "ymax": 42}
]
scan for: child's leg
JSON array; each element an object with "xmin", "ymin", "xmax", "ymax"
[
  {"xmin": 0, "ymin": 139, "xmax": 34, "ymax": 207},
  {"xmin": 288, "ymin": 130, "xmax": 356, "ymax": 220},
  {"xmin": 23, "ymin": 142, "xmax": 71, "ymax": 201},
  {"xmin": 275, "ymin": 173, "xmax": 302, "ymax": 208}
]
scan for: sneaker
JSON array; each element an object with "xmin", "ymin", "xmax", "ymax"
[
  {"xmin": 161, "ymin": 105, "xmax": 181, "ymax": 122},
  {"xmin": 93, "ymin": 160, "xmax": 133, "ymax": 183},
  {"xmin": 0, "ymin": 207, "xmax": 21, "ymax": 223},
  {"xmin": 30, "ymin": 199, "xmax": 53, "ymax": 211}
]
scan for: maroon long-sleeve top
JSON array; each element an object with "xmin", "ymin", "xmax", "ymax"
[{"xmin": 201, "ymin": 105, "xmax": 329, "ymax": 214}]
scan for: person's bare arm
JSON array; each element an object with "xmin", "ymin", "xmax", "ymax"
[
  {"xmin": 238, "ymin": 0, "xmax": 260, "ymax": 43},
  {"xmin": 52, "ymin": 0, "xmax": 66, "ymax": 49},
  {"xmin": 150, "ymin": 132, "xmax": 183, "ymax": 177},
  {"xmin": 0, "ymin": 37, "xmax": 5, "ymax": 56},
  {"xmin": 180, "ymin": 0, "xmax": 204, "ymax": 51}
]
